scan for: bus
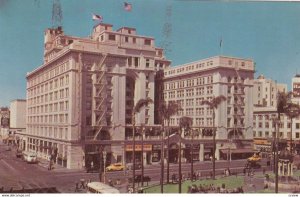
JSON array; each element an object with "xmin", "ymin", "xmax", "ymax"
[
  {"xmin": 86, "ymin": 182, "xmax": 120, "ymax": 193},
  {"xmin": 22, "ymin": 151, "xmax": 38, "ymax": 164}
]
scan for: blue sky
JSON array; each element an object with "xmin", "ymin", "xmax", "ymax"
[{"xmin": 0, "ymin": 0, "xmax": 300, "ymax": 106}]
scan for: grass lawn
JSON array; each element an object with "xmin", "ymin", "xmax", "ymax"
[{"xmin": 144, "ymin": 176, "xmax": 244, "ymax": 193}]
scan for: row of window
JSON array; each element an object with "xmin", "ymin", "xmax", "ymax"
[
  {"xmin": 165, "ymin": 61, "xmax": 214, "ymax": 75},
  {"xmin": 254, "ymin": 122, "xmax": 300, "ymax": 129},
  {"xmin": 165, "ymin": 76, "xmax": 213, "ymax": 90},
  {"xmin": 104, "ymin": 33, "xmax": 152, "ymax": 46},
  {"xmin": 253, "ymin": 131, "xmax": 300, "ymax": 139},
  {"xmin": 28, "ymin": 88, "xmax": 69, "ymax": 106},
  {"xmin": 28, "ymin": 101, "xmax": 69, "ymax": 115},
  {"xmin": 253, "ymin": 114, "xmax": 294, "ymax": 121},
  {"xmin": 27, "ymin": 114, "xmax": 69, "ymax": 124},
  {"xmin": 168, "ymin": 117, "xmax": 214, "ymax": 126},
  {"xmin": 28, "ymin": 61, "xmax": 70, "ymax": 88},
  {"xmin": 165, "ymin": 88, "xmax": 214, "ymax": 99},
  {"xmin": 28, "ymin": 74, "xmax": 69, "ymax": 97},
  {"xmin": 27, "ymin": 126, "xmax": 69, "ymax": 140}
]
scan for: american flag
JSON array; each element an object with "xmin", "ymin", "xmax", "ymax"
[
  {"xmin": 124, "ymin": 2, "xmax": 132, "ymax": 12},
  {"xmin": 92, "ymin": 14, "xmax": 103, "ymax": 21}
]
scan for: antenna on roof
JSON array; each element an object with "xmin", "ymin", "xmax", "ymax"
[{"xmin": 52, "ymin": 0, "xmax": 63, "ymax": 28}]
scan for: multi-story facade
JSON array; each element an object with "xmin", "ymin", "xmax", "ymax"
[
  {"xmin": 10, "ymin": 99, "xmax": 26, "ymax": 147},
  {"xmin": 25, "ymin": 24, "xmax": 170, "ymax": 169},
  {"xmin": 0, "ymin": 107, "xmax": 10, "ymax": 138},
  {"xmin": 252, "ymin": 75, "xmax": 300, "ymax": 154},
  {"xmin": 10, "ymin": 99, "xmax": 26, "ymax": 129},
  {"xmin": 253, "ymin": 75, "xmax": 287, "ymax": 107},
  {"xmin": 160, "ymin": 56, "xmax": 255, "ymax": 161}
]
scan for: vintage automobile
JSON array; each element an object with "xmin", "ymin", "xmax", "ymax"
[
  {"xmin": 247, "ymin": 154, "xmax": 261, "ymax": 162},
  {"xmin": 105, "ymin": 163, "xmax": 125, "ymax": 171},
  {"xmin": 126, "ymin": 161, "xmax": 142, "ymax": 170},
  {"xmin": 16, "ymin": 149, "xmax": 23, "ymax": 158},
  {"xmin": 128, "ymin": 175, "xmax": 151, "ymax": 184}
]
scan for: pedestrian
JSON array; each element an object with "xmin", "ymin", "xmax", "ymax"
[{"xmin": 74, "ymin": 182, "xmax": 80, "ymax": 192}]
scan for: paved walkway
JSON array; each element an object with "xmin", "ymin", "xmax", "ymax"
[{"xmin": 37, "ymin": 157, "xmax": 85, "ymax": 173}]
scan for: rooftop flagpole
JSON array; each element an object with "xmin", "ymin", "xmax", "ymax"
[{"xmin": 220, "ymin": 37, "xmax": 223, "ymax": 55}]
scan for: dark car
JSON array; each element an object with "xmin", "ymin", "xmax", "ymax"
[
  {"xmin": 128, "ymin": 175, "xmax": 151, "ymax": 184},
  {"xmin": 16, "ymin": 149, "xmax": 23, "ymax": 158},
  {"xmin": 126, "ymin": 162, "xmax": 142, "ymax": 170}
]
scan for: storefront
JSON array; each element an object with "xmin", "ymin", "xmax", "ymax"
[
  {"xmin": 184, "ymin": 144, "xmax": 200, "ymax": 163},
  {"xmin": 125, "ymin": 144, "xmax": 152, "ymax": 164}
]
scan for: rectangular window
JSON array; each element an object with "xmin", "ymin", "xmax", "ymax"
[
  {"xmin": 144, "ymin": 39, "xmax": 151, "ymax": 45},
  {"xmin": 134, "ymin": 57, "xmax": 139, "ymax": 67},
  {"xmin": 108, "ymin": 34, "xmax": 116, "ymax": 41},
  {"xmin": 146, "ymin": 59, "xmax": 150, "ymax": 68},
  {"xmin": 128, "ymin": 57, "xmax": 132, "ymax": 66}
]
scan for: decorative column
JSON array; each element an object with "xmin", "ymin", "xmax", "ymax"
[
  {"xmin": 199, "ymin": 144, "xmax": 204, "ymax": 161},
  {"xmin": 278, "ymin": 162, "xmax": 281, "ymax": 176}
]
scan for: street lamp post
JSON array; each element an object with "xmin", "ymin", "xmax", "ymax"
[
  {"xmin": 103, "ymin": 150, "xmax": 107, "ymax": 183},
  {"xmin": 178, "ymin": 128, "xmax": 183, "ymax": 193},
  {"xmin": 275, "ymin": 118, "xmax": 279, "ymax": 193},
  {"xmin": 167, "ymin": 128, "xmax": 170, "ymax": 183},
  {"xmin": 98, "ymin": 146, "xmax": 103, "ymax": 182},
  {"xmin": 160, "ymin": 125, "xmax": 164, "ymax": 193},
  {"xmin": 141, "ymin": 127, "xmax": 145, "ymax": 188},
  {"xmin": 191, "ymin": 129, "xmax": 194, "ymax": 181}
]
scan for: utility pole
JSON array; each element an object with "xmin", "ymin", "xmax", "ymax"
[
  {"xmin": 178, "ymin": 128, "xmax": 182, "ymax": 193},
  {"xmin": 191, "ymin": 129, "xmax": 194, "ymax": 181},
  {"xmin": 275, "ymin": 118, "xmax": 279, "ymax": 193}
]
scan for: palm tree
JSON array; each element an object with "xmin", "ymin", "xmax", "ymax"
[
  {"xmin": 200, "ymin": 95, "xmax": 226, "ymax": 180},
  {"xmin": 132, "ymin": 97, "xmax": 153, "ymax": 193},
  {"xmin": 274, "ymin": 91, "xmax": 292, "ymax": 193},
  {"xmin": 178, "ymin": 116, "xmax": 193, "ymax": 193},
  {"xmin": 285, "ymin": 103, "xmax": 300, "ymax": 154},
  {"xmin": 159, "ymin": 101, "xmax": 181, "ymax": 185}
]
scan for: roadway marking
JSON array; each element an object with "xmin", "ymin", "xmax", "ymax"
[{"xmin": 0, "ymin": 159, "xmax": 19, "ymax": 174}]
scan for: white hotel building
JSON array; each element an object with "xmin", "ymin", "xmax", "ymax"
[
  {"xmin": 25, "ymin": 24, "xmax": 170, "ymax": 169},
  {"xmin": 24, "ymin": 23, "xmax": 260, "ymax": 169},
  {"xmin": 160, "ymin": 56, "xmax": 255, "ymax": 160}
]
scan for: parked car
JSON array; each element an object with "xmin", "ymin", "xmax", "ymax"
[
  {"xmin": 106, "ymin": 163, "xmax": 125, "ymax": 171},
  {"xmin": 247, "ymin": 153, "xmax": 261, "ymax": 162},
  {"xmin": 16, "ymin": 149, "xmax": 23, "ymax": 158},
  {"xmin": 128, "ymin": 175, "xmax": 151, "ymax": 184},
  {"xmin": 126, "ymin": 162, "xmax": 142, "ymax": 170}
]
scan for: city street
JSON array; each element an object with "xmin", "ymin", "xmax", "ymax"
[
  {"xmin": 0, "ymin": 139, "xmax": 270, "ymax": 193},
  {"xmin": 0, "ymin": 141, "xmax": 99, "ymax": 193}
]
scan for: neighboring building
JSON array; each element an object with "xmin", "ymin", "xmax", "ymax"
[
  {"xmin": 253, "ymin": 75, "xmax": 287, "ymax": 108},
  {"xmin": 292, "ymin": 74, "xmax": 300, "ymax": 104},
  {"xmin": 161, "ymin": 56, "xmax": 255, "ymax": 161},
  {"xmin": 10, "ymin": 99, "xmax": 26, "ymax": 129},
  {"xmin": 10, "ymin": 99, "xmax": 26, "ymax": 148},
  {"xmin": 25, "ymin": 24, "xmax": 170, "ymax": 169},
  {"xmin": 252, "ymin": 76, "xmax": 300, "ymax": 154},
  {"xmin": 0, "ymin": 107, "xmax": 10, "ymax": 138}
]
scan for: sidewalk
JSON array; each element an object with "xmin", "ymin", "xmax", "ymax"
[{"xmin": 37, "ymin": 157, "xmax": 85, "ymax": 173}]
